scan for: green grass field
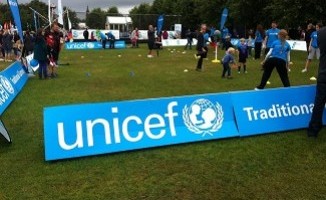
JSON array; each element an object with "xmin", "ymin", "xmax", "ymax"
[{"xmin": 1, "ymin": 45, "xmax": 326, "ymax": 199}]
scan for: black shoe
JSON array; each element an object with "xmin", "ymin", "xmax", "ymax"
[{"xmin": 307, "ymin": 130, "xmax": 318, "ymax": 138}]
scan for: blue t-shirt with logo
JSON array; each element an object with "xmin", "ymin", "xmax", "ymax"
[
  {"xmin": 266, "ymin": 28, "xmax": 280, "ymax": 48},
  {"xmin": 310, "ymin": 31, "xmax": 318, "ymax": 48},
  {"xmin": 270, "ymin": 40, "xmax": 291, "ymax": 62},
  {"xmin": 238, "ymin": 43, "xmax": 248, "ymax": 56},
  {"xmin": 255, "ymin": 31, "xmax": 264, "ymax": 43}
]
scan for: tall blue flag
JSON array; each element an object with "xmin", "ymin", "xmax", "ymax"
[
  {"xmin": 7, "ymin": 0, "xmax": 24, "ymax": 43},
  {"xmin": 157, "ymin": 15, "xmax": 164, "ymax": 34},
  {"xmin": 220, "ymin": 8, "xmax": 228, "ymax": 30}
]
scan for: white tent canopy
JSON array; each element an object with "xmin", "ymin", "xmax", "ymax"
[
  {"xmin": 106, "ymin": 16, "xmax": 132, "ymax": 38},
  {"xmin": 106, "ymin": 16, "xmax": 132, "ymax": 24}
]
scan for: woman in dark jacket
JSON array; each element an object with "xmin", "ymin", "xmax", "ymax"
[{"xmin": 33, "ymin": 28, "xmax": 48, "ymax": 79}]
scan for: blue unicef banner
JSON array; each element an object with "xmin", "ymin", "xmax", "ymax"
[
  {"xmin": 0, "ymin": 61, "xmax": 28, "ymax": 142},
  {"xmin": 7, "ymin": 0, "xmax": 24, "ymax": 43},
  {"xmin": 0, "ymin": 61, "xmax": 28, "ymax": 115},
  {"xmin": 231, "ymin": 85, "xmax": 316, "ymax": 137},
  {"xmin": 44, "ymin": 93, "xmax": 239, "ymax": 161},
  {"xmin": 157, "ymin": 15, "xmax": 164, "ymax": 34},
  {"xmin": 65, "ymin": 41, "xmax": 126, "ymax": 50}
]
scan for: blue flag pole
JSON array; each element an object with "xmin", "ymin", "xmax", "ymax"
[{"xmin": 7, "ymin": 0, "xmax": 24, "ymax": 43}]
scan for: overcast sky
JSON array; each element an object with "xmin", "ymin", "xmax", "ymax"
[{"xmin": 18, "ymin": 0, "xmax": 154, "ymax": 13}]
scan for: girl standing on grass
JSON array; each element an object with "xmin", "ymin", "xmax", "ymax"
[{"xmin": 256, "ymin": 29, "xmax": 291, "ymax": 89}]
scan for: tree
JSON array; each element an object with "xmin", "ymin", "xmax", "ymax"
[
  {"xmin": 129, "ymin": 3, "xmax": 152, "ymax": 29},
  {"xmin": 263, "ymin": 0, "xmax": 325, "ymax": 28},
  {"xmin": 106, "ymin": 6, "xmax": 121, "ymax": 16},
  {"xmin": 173, "ymin": 0, "xmax": 200, "ymax": 30},
  {"xmin": 0, "ymin": 0, "xmax": 79, "ymax": 31},
  {"xmin": 64, "ymin": 8, "xmax": 79, "ymax": 29},
  {"xmin": 86, "ymin": 8, "xmax": 106, "ymax": 29}
]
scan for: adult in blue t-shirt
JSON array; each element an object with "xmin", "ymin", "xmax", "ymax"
[
  {"xmin": 264, "ymin": 21, "xmax": 280, "ymax": 55},
  {"xmin": 256, "ymin": 29, "xmax": 291, "ymax": 89},
  {"xmin": 106, "ymin": 32, "xmax": 116, "ymax": 49},
  {"xmin": 302, "ymin": 23, "xmax": 323, "ymax": 72}
]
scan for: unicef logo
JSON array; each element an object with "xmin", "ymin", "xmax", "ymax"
[
  {"xmin": 87, "ymin": 43, "xmax": 95, "ymax": 48},
  {"xmin": 0, "ymin": 75, "xmax": 15, "ymax": 94},
  {"xmin": 183, "ymin": 99, "xmax": 223, "ymax": 136}
]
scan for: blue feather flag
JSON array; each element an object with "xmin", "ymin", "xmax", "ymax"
[
  {"xmin": 156, "ymin": 15, "xmax": 164, "ymax": 34},
  {"xmin": 7, "ymin": 0, "xmax": 24, "ymax": 43},
  {"xmin": 220, "ymin": 8, "xmax": 228, "ymax": 31}
]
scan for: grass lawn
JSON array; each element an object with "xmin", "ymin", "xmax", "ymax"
[{"xmin": 0, "ymin": 45, "xmax": 326, "ymax": 199}]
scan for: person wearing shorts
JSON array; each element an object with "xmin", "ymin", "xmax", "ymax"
[
  {"xmin": 237, "ymin": 38, "xmax": 248, "ymax": 73},
  {"xmin": 302, "ymin": 23, "xmax": 323, "ymax": 73}
]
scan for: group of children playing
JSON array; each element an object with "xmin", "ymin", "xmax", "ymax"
[{"xmin": 221, "ymin": 38, "xmax": 249, "ymax": 79}]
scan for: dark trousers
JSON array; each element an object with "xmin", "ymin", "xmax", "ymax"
[
  {"xmin": 308, "ymin": 82, "xmax": 326, "ymax": 135},
  {"xmin": 222, "ymin": 63, "xmax": 231, "ymax": 77},
  {"xmin": 184, "ymin": 38, "xmax": 192, "ymax": 50},
  {"xmin": 306, "ymin": 41, "xmax": 310, "ymax": 55},
  {"xmin": 102, "ymin": 39, "xmax": 106, "ymax": 49},
  {"xmin": 38, "ymin": 60, "xmax": 48, "ymax": 79},
  {"xmin": 196, "ymin": 47, "xmax": 208, "ymax": 69},
  {"xmin": 257, "ymin": 57, "xmax": 290, "ymax": 89},
  {"xmin": 1, "ymin": 47, "xmax": 4, "ymax": 57},
  {"xmin": 254, "ymin": 42, "xmax": 262, "ymax": 59},
  {"xmin": 265, "ymin": 47, "xmax": 271, "ymax": 55},
  {"xmin": 109, "ymin": 39, "xmax": 115, "ymax": 49}
]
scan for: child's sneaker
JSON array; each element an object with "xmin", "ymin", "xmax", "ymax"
[{"xmin": 194, "ymin": 54, "xmax": 200, "ymax": 59}]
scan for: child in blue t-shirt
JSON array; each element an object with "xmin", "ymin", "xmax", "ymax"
[
  {"xmin": 237, "ymin": 38, "xmax": 249, "ymax": 73},
  {"xmin": 221, "ymin": 47, "xmax": 236, "ymax": 78}
]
